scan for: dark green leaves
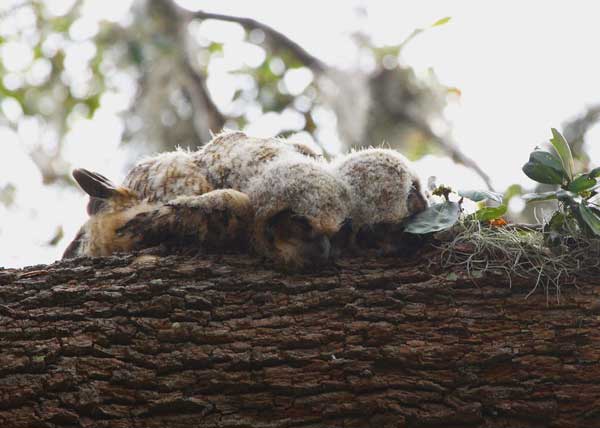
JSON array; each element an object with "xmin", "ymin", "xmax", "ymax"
[
  {"xmin": 522, "ymin": 161, "xmax": 565, "ymax": 185},
  {"xmin": 578, "ymin": 204, "xmax": 600, "ymax": 237},
  {"xmin": 567, "ymin": 174, "xmax": 597, "ymax": 192},
  {"xmin": 522, "ymin": 127, "xmax": 600, "ymax": 241},
  {"xmin": 404, "ymin": 201, "xmax": 460, "ymax": 234},
  {"xmin": 529, "ymin": 150, "xmax": 565, "ymax": 174},
  {"xmin": 589, "ymin": 167, "xmax": 600, "ymax": 178}
]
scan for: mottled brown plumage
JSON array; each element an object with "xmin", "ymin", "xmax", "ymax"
[
  {"xmin": 63, "ymin": 169, "xmax": 253, "ymax": 258},
  {"xmin": 123, "ymin": 149, "xmax": 212, "ymax": 202},
  {"xmin": 192, "ymin": 130, "xmax": 319, "ymax": 192}
]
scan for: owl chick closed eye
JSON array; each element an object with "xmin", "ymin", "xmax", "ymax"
[
  {"xmin": 247, "ymin": 159, "xmax": 352, "ymax": 271},
  {"xmin": 331, "ymin": 148, "xmax": 428, "ymax": 255},
  {"xmin": 192, "ymin": 130, "xmax": 320, "ymax": 192}
]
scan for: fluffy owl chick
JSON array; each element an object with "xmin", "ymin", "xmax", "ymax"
[
  {"xmin": 63, "ymin": 169, "xmax": 253, "ymax": 258},
  {"xmin": 247, "ymin": 159, "xmax": 352, "ymax": 271},
  {"xmin": 193, "ymin": 130, "xmax": 320, "ymax": 192},
  {"xmin": 331, "ymin": 148, "xmax": 428, "ymax": 254},
  {"xmin": 118, "ymin": 189, "xmax": 254, "ymax": 253},
  {"xmin": 123, "ymin": 149, "xmax": 212, "ymax": 202},
  {"xmin": 63, "ymin": 168, "xmax": 158, "ymax": 258}
]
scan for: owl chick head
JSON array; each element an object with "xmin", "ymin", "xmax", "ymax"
[
  {"xmin": 248, "ymin": 159, "xmax": 352, "ymax": 271},
  {"xmin": 332, "ymin": 148, "xmax": 428, "ymax": 253},
  {"xmin": 64, "ymin": 168, "xmax": 150, "ymax": 259}
]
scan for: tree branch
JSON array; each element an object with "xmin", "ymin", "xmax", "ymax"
[
  {"xmin": 1, "ymin": 251, "xmax": 600, "ymax": 427},
  {"xmin": 408, "ymin": 114, "xmax": 495, "ymax": 191},
  {"xmin": 187, "ymin": 9, "xmax": 327, "ymax": 73}
]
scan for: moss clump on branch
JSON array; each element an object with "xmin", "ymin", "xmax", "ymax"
[{"xmin": 437, "ymin": 220, "xmax": 600, "ymax": 298}]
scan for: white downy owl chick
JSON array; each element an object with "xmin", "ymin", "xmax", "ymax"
[
  {"xmin": 123, "ymin": 149, "xmax": 212, "ymax": 202},
  {"xmin": 247, "ymin": 159, "xmax": 352, "ymax": 271},
  {"xmin": 192, "ymin": 130, "xmax": 320, "ymax": 192},
  {"xmin": 63, "ymin": 169, "xmax": 253, "ymax": 258},
  {"xmin": 331, "ymin": 148, "xmax": 428, "ymax": 254}
]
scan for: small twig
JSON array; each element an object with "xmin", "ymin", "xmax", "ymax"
[
  {"xmin": 504, "ymin": 223, "xmax": 543, "ymax": 232},
  {"xmin": 180, "ymin": 57, "xmax": 226, "ymax": 135},
  {"xmin": 409, "ymin": 115, "xmax": 494, "ymax": 191}
]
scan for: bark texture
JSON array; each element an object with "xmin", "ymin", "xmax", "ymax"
[{"xmin": 1, "ymin": 251, "xmax": 600, "ymax": 428}]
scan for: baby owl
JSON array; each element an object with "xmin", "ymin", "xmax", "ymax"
[
  {"xmin": 247, "ymin": 158, "xmax": 352, "ymax": 271},
  {"xmin": 331, "ymin": 148, "xmax": 428, "ymax": 254},
  {"xmin": 63, "ymin": 168, "xmax": 252, "ymax": 258}
]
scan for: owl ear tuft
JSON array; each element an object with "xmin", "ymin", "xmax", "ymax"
[{"xmin": 73, "ymin": 168, "xmax": 120, "ymax": 200}]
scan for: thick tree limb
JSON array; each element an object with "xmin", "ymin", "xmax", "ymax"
[{"xmin": 1, "ymin": 251, "xmax": 600, "ymax": 427}]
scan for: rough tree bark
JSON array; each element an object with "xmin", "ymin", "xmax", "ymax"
[{"xmin": 1, "ymin": 250, "xmax": 600, "ymax": 428}]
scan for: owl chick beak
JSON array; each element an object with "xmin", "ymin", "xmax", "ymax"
[
  {"xmin": 303, "ymin": 234, "xmax": 331, "ymax": 267},
  {"xmin": 407, "ymin": 181, "xmax": 428, "ymax": 215},
  {"xmin": 266, "ymin": 210, "xmax": 342, "ymax": 271}
]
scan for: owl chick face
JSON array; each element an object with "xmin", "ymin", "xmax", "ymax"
[
  {"xmin": 332, "ymin": 148, "xmax": 428, "ymax": 254},
  {"xmin": 265, "ymin": 210, "xmax": 344, "ymax": 270},
  {"xmin": 63, "ymin": 168, "xmax": 155, "ymax": 258},
  {"xmin": 249, "ymin": 160, "xmax": 352, "ymax": 271}
]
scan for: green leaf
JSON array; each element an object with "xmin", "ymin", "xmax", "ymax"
[
  {"xmin": 404, "ymin": 201, "xmax": 460, "ymax": 234},
  {"xmin": 432, "ymin": 17, "xmax": 452, "ymax": 27},
  {"xmin": 528, "ymin": 150, "xmax": 566, "ymax": 176},
  {"xmin": 522, "ymin": 191, "xmax": 558, "ymax": 202},
  {"xmin": 503, "ymin": 184, "xmax": 522, "ymax": 204},
  {"xmin": 550, "ymin": 128, "xmax": 574, "ymax": 180},
  {"xmin": 547, "ymin": 211, "xmax": 566, "ymax": 231},
  {"xmin": 589, "ymin": 167, "xmax": 600, "ymax": 178},
  {"xmin": 578, "ymin": 203, "xmax": 600, "ymax": 237},
  {"xmin": 458, "ymin": 190, "xmax": 503, "ymax": 203},
  {"xmin": 522, "ymin": 162, "xmax": 565, "ymax": 185},
  {"xmin": 475, "ymin": 205, "xmax": 507, "ymax": 221},
  {"xmin": 567, "ymin": 174, "xmax": 597, "ymax": 192},
  {"xmin": 556, "ymin": 189, "xmax": 577, "ymax": 204}
]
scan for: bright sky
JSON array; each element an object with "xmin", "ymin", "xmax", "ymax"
[{"xmin": 2, "ymin": 0, "xmax": 600, "ymax": 267}]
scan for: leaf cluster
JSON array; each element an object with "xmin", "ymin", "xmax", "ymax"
[
  {"xmin": 522, "ymin": 128, "xmax": 600, "ymax": 238},
  {"xmin": 404, "ymin": 185, "xmax": 506, "ymax": 235}
]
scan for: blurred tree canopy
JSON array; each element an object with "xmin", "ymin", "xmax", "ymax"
[{"xmin": 0, "ymin": 0, "xmax": 500, "ymax": 196}]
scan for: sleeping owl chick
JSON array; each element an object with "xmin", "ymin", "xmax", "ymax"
[
  {"xmin": 63, "ymin": 168, "xmax": 158, "ymax": 258},
  {"xmin": 331, "ymin": 148, "xmax": 428, "ymax": 255},
  {"xmin": 117, "ymin": 189, "xmax": 254, "ymax": 253},
  {"xmin": 247, "ymin": 159, "xmax": 352, "ymax": 271},
  {"xmin": 123, "ymin": 149, "xmax": 212, "ymax": 202},
  {"xmin": 192, "ymin": 130, "xmax": 320, "ymax": 192},
  {"xmin": 63, "ymin": 169, "xmax": 253, "ymax": 258}
]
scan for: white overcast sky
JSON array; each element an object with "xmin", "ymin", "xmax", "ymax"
[{"xmin": 3, "ymin": 0, "xmax": 600, "ymax": 267}]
